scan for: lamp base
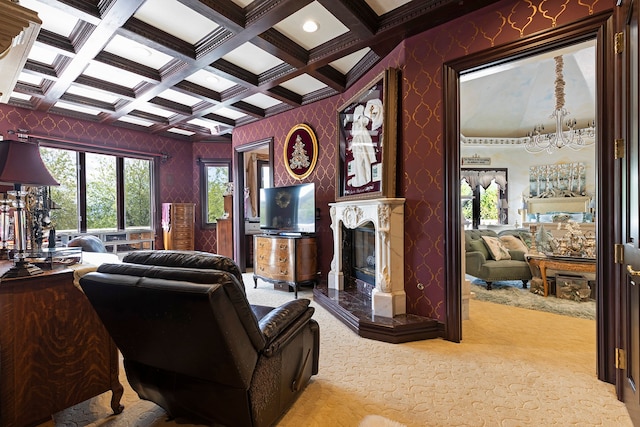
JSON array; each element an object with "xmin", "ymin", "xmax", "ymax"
[{"xmin": 2, "ymin": 259, "xmax": 44, "ymax": 278}]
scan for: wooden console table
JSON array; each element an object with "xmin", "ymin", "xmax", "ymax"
[
  {"xmin": 526, "ymin": 254, "xmax": 596, "ymax": 297},
  {"xmin": 0, "ymin": 262, "xmax": 123, "ymax": 427},
  {"xmin": 253, "ymin": 234, "xmax": 317, "ymax": 298}
]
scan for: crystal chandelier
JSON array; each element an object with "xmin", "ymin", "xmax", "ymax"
[{"xmin": 524, "ymin": 56, "xmax": 596, "ymax": 154}]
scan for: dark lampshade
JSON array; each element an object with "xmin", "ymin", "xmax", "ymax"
[{"xmin": 0, "ymin": 139, "xmax": 59, "ymax": 186}]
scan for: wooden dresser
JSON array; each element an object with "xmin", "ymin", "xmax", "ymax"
[
  {"xmin": 162, "ymin": 202, "xmax": 195, "ymax": 250},
  {"xmin": 253, "ymin": 234, "xmax": 317, "ymax": 298},
  {"xmin": 216, "ymin": 195, "xmax": 233, "ymax": 258},
  {"xmin": 0, "ymin": 263, "xmax": 122, "ymax": 427}
]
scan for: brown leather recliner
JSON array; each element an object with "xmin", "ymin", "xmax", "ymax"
[{"xmin": 79, "ymin": 250, "xmax": 319, "ymax": 427}]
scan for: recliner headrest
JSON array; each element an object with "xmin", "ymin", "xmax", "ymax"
[{"xmin": 122, "ymin": 250, "xmax": 243, "ymax": 291}]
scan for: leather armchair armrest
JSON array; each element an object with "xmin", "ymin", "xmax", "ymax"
[
  {"xmin": 262, "ymin": 308, "xmax": 315, "ymax": 357},
  {"xmin": 258, "ymin": 299, "xmax": 310, "ymax": 346},
  {"xmin": 465, "ymin": 252, "xmax": 486, "ymax": 274}
]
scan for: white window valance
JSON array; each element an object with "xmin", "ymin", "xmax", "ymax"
[{"xmin": 461, "ymin": 170, "xmax": 507, "ymax": 190}]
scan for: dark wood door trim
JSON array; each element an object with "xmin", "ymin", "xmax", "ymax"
[
  {"xmin": 443, "ymin": 11, "xmax": 616, "ymax": 385},
  {"xmin": 233, "ymin": 138, "xmax": 274, "ymax": 272}
]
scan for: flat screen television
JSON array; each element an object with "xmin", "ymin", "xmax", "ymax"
[{"xmin": 260, "ymin": 183, "xmax": 315, "ymax": 234}]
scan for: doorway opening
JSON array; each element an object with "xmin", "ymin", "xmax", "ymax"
[
  {"xmin": 458, "ymin": 39, "xmax": 597, "ymax": 323},
  {"xmin": 234, "ymin": 138, "xmax": 273, "ymax": 272}
]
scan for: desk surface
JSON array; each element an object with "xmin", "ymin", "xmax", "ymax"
[
  {"xmin": 526, "ymin": 253, "xmax": 596, "ymax": 264},
  {"xmin": 0, "ymin": 259, "xmax": 123, "ymax": 427},
  {"xmin": 526, "ymin": 254, "xmax": 596, "ymax": 296}
]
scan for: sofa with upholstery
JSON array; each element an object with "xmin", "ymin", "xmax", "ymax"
[
  {"xmin": 464, "ymin": 229, "xmax": 532, "ymax": 290},
  {"xmin": 80, "ymin": 250, "xmax": 319, "ymax": 427},
  {"xmin": 67, "ymin": 234, "xmax": 108, "ymax": 252}
]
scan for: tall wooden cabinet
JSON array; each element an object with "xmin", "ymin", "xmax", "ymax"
[
  {"xmin": 253, "ymin": 234, "xmax": 317, "ymax": 298},
  {"xmin": 217, "ymin": 195, "xmax": 233, "ymax": 258},
  {"xmin": 162, "ymin": 203, "xmax": 195, "ymax": 250}
]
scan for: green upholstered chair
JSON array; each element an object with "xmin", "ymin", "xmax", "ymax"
[{"xmin": 464, "ymin": 229, "xmax": 532, "ymax": 290}]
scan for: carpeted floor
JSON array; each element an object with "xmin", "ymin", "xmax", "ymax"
[
  {"xmin": 43, "ymin": 273, "xmax": 631, "ymax": 427},
  {"xmin": 469, "ymin": 278, "xmax": 596, "ymax": 320}
]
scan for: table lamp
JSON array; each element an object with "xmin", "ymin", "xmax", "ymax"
[{"xmin": 0, "ymin": 139, "xmax": 59, "ymax": 278}]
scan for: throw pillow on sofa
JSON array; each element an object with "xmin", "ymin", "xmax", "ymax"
[
  {"xmin": 499, "ymin": 235, "xmax": 528, "ymax": 253},
  {"xmin": 469, "ymin": 238, "xmax": 491, "ymax": 260},
  {"xmin": 481, "ymin": 235, "xmax": 512, "ymax": 260}
]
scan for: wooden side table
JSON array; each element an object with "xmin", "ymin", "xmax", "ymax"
[{"xmin": 526, "ymin": 254, "xmax": 596, "ymax": 297}]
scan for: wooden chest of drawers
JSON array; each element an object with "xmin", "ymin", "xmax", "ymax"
[
  {"xmin": 253, "ymin": 234, "xmax": 317, "ymax": 298},
  {"xmin": 162, "ymin": 203, "xmax": 195, "ymax": 250}
]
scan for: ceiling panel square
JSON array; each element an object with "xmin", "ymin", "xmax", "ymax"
[
  {"xmin": 365, "ymin": 0, "xmax": 412, "ymax": 15},
  {"xmin": 280, "ymin": 74, "xmax": 326, "ymax": 95},
  {"xmin": 157, "ymin": 88, "xmax": 201, "ymax": 106},
  {"xmin": 243, "ymin": 93, "xmax": 282, "ymax": 109},
  {"xmin": 66, "ymin": 85, "xmax": 120, "ymax": 104},
  {"xmin": 134, "ymin": 0, "xmax": 219, "ymax": 44},
  {"xmin": 82, "ymin": 62, "xmax": 145, "ymax": 89},
  {"xmin": 20, "ymin": 0, "xmax": 78, "ymax": 37},
  {"xmin": 222, "ymin": 42, "xmax": 283, "ymax": 76},
  {"xmin": 54, "ymin": 101, "xmax": 101, "ymax": 115},
  {"xmin": 273, "ymin": 1, "xmax": 349, "ymax": 50},
  {"xmin": 103, "ymin": 35, "xmax": 174, "ymax": 70},
  {"xmin": 185, "ymin": 70, "xmax": 236, "ymax": 92},
  {"xmin": 329, "ymin": 48, "xmax": 370, "ymax": 74}
]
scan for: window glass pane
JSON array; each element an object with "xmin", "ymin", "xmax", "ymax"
[
  {"xmin": 260, "ymin": 164, "xmax": 271, "ymax": 188},
  {"xmin": 86, "ymin": 153, "xmax": 117, "ymax": 230},
  {"xmin": 206, "ymin": 165, "xmax": 229, "ymax": 223},
  {"xmin": 40, "ymin": 147, "xmax": 78, "ymax": 232},
  {"xmin": 124, "ymin": 158, "xmax": 151, "ymax": 228},
  {"xmin": 460, "ymin": 181, "xmax": 473, "ymax": 228},
  {"xmin": 479, "ymin": 181, "xmax": 499, "ymax": 225}
]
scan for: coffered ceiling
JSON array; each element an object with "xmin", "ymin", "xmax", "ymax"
[{"xmin": 2, "ymin": 0, "xmax": 499, "ymax": 142}]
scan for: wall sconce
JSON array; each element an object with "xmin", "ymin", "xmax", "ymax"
[
  {"xmin": 160, "ymin": 152, "xmax": 172, "ymax": 164},
  {"xmin": 0, "ymin": 139, "xmax": 59, "ymax": 277}
]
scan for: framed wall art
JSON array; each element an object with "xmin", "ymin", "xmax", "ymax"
[
  {"xmin": 336, "ymin": 67, "xmax": 399, "ymax": 201},
  {"xmin": 283, "ymin": 123, "xmax": 318, "ymax": 180}
]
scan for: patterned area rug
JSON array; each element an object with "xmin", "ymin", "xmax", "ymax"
[{"xmin": 469, "ymin": 279, "xmax": 596, "ymax": 320}]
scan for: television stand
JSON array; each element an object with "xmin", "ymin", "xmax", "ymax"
[{"xmin": 253, "ymin": 234, "xmax": 317, "ymax": 298}]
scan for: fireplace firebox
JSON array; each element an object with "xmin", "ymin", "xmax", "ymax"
[{"xmin": 342, "ymin": 222, "xmax": 376, "ymax": 297}]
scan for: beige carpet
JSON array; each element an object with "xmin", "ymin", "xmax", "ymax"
[{"xmin": 44, "ymin": 274, "xmax": 632, "ymax": 427}]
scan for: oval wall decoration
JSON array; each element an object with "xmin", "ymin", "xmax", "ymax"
[{"xmin": 283, "ymin": 123, "xmax": 318, "ymax": 180}]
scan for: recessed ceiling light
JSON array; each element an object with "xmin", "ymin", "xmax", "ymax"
[{"xmin": 302, "ymin": 20, "xmax": 318, "ymax": 33}]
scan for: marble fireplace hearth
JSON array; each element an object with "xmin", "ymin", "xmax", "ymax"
[{"xmin": 313, "ymin": 198, "xmax": 439, "ymax": 343}]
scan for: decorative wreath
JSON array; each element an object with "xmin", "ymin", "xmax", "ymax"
[{"xmin": 275, "ymin": 190, "xmax": 291, "ymax": 208}]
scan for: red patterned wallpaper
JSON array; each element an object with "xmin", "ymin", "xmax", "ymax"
[
  {"xmin": 232, "ymin": 0, "xmax": 612, "ymax": 320},
  {"xmin": 192, "ymin": 141, "xmax": 233, "ymax": 253},
  {"xmin": 0, "ymin": 0, "xmax": 611, "ymax": 321},
  {"xmin": 0, "ymin": 106, "xmax": 200, "ymax": 249}
]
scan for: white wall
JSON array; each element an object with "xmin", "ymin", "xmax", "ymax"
[{"xmin": 461, "ymin": 143, "xmax": 596, "ymax": 226}]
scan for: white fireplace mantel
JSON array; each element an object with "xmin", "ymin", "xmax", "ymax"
[{"xmin": 328, "ymin": 198, "xmax": 406, "ymax": 318}]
